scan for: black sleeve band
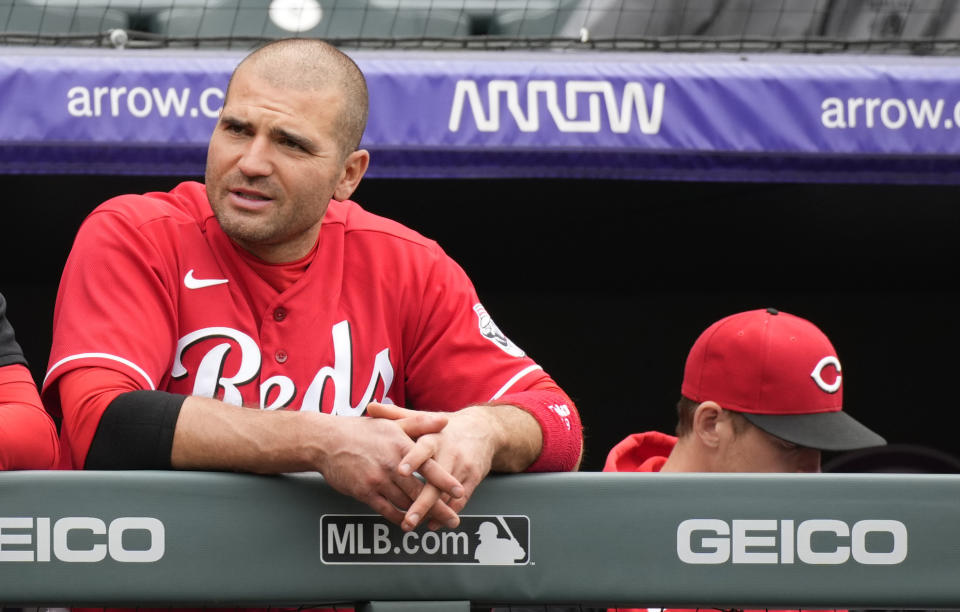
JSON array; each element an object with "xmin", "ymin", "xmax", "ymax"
[{"xmin": 84, "ymin": 390, "xmax": 185, "ymax": 470}]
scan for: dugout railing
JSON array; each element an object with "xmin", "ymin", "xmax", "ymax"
[{"xmin": 1, "ymin": 470, "xmax": 959, "ymax": 610}]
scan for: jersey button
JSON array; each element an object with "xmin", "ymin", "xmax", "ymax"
[
  {"xmin": 273, "ymin": 307, "xmax": 287, "ymax": 322},
  {"xmin": 275, "ymin": 350, "xmax": 288, "ymax": 364}
]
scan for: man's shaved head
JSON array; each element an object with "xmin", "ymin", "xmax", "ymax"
[{"xmin": 228, "ymin": 38, "xmax": 369, "ymax": 158}]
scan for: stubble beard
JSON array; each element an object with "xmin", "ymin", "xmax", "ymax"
[{"xmin": 209, "ymin": 186, "xmax": 328, "ymax": 261}]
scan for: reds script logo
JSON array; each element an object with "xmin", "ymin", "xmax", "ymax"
[{"xmin": 173, "ymin": 320, "xmax": 393, "ymax": 414}]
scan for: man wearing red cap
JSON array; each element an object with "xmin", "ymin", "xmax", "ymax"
[
  {"xmin": 598, "ymin": 308, "xmax": 885, "ymax": 612},
  {"xmin": 605, "ymin": 308, "xmax": 885, "ymax": 475}
]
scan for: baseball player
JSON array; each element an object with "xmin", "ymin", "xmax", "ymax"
[
  {"xmin": 43, "ymin": 39, "xmax": 582, "ymax": 533},
  {"xmin": 0, "ymin": 291, "xmax": 60, "ymax": 469},
  {"xmin": 605, "ymin": 308, "xmax": 885, "ymax": 476},
  {"xmin": 599, "ymin": 308, "xmax": 883, "ymax": 612}
]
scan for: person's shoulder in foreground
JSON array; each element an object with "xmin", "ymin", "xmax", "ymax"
[
  {"xmin": 605, "ymin": 307, "xmax": 885, "ymax": 474},
  {"xmin": 0, "ymin": 291, "xmax": 60, "ymax": 470},
  {"xmin": 43, "ymin": 38, "xmax": 582, "ymax": 534}
]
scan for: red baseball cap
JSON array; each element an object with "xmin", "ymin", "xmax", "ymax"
[{"xmin": 681, "ymin": 308, "xmax": 885, "ymax": 451}]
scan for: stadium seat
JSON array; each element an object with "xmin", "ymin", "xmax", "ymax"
[
  {"xmin": 491, "ymin": 0, "xmax": 827, "ymax": 40},
  {"xmin": 14, "ymin": 0, "xmax": 208, "ymax": 32},
  {"xmin": 696, "ymin": 0, "xmax": 828, "ymax": 38},
  {"xmin": 557, "ymin": 0, "xmax": 715, "ymax": 39},
  {"xmin": 149, "ymin": 0, "xmax": 471, "ymax": 44},
  {"xmin": 486, "ymin": 0, "xmax": 582, "ymax": 37},
  {"xmin": 933, "ymin": 0, "xmax": 960, "ymax": 39},
  {"xmin": 820, "ymin": 0, "xmax": 948, "ymax": 42},
  {"xmin": 1, "ymin": 1, "xmax": 128, "ymax": 35}
]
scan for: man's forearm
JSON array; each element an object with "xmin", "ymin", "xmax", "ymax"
[
  {"xmin": 84, "ymin": 388, "xmax": 328, "ymax": 472},
  {"xmin": 171, "ymin": 395, "xmax": 325, "ymax": 473},
  {"xmin": 491, "ymin": 388, "xmax": 584, "ymax": 472},
  {"xmin": 463, "ymin": 404, "xmax": 543, "ymax": 473},
  {"xmin": 173, "ymin": 396, "xmax": 461, "ymax": 528},
  {"xmin": 66, "ymin": 371, "xmax": 463, "ymax": 529}
]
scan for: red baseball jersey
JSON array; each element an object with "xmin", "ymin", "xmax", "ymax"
[
  {"xmin": 44, "ymin": 181, "xmax": 560, "ymax": 465},
  {"xmin": 0, "ymin": 364, "xmax": 61, "ymax": 470},
  {"xmin": 1, "ymin": 291, "xmax": 60, "ymax": 470}
]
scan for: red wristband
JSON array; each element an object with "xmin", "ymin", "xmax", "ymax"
[{"xmin": 493, "ymin": 389, "xmax": 582, "ymax": 472}]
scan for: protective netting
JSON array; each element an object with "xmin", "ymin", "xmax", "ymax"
[
  {"xmin": 1, "ymin": 0, "xmax": 960, "ymax": 54},
  {"xmin": 0, "ymin": 602, "xmax": 889, "ymax": 609}
]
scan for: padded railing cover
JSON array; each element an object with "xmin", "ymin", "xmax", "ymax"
[{"xmin": 0, "ymin": 471, "xmax": 958, "ymax": 608}]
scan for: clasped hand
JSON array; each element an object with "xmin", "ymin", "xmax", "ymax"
[
  {"xmin": 366, "ymin": 401, "xmax": 499, "ymax": 532},
  {"xmin": 314, "ymin": 404, "xmax": 463, "ymax": 531},
  {"xmin": 322, "ymin": 401, "xmax": 495, "ymax": 533},
  {"xmin": 316, "ymin": 400, "xmax": 504, "ymax": 531}
]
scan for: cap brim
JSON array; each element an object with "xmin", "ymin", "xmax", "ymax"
[{"xmin": 741, "ymin": 410, "xmax": 887, "ymax": 451}]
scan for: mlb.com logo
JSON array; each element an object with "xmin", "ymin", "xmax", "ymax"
[{"xmin": 320, "ymin": 514, "xmax": 530, "ymax": 565}]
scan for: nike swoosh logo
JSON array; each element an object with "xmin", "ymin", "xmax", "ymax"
[{"xmin": 184, "ymin": 269, "xmax": 229, "ymax": 289}]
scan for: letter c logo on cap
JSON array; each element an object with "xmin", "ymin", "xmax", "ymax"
[{"xmin": 811, "ymin": 356, "xmax": 842, "ymax": 393}]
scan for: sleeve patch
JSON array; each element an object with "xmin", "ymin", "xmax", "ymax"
[{"xmin": 473, "ymin": 303, "xmax": 525, "ymax": 358}]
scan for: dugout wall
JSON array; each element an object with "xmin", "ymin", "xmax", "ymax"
[
  {"xmin": 3, "ymin": 44, "xmax": 960, "ymax": 472},
  {"xmin": 2, "ymin": 470, "xmax": 960, "ymax": 609}
]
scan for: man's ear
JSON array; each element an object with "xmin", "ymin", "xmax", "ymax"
[
  {"xmin": 692, "ymin": 401, "xmax": 725, "ymax": 448},
  {"xmin": 333, "ymin": 149, "xmax": 370, "ymax": 201}
]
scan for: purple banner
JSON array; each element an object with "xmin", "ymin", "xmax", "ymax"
[{"xmin": 2, "ymin": 48, "xmax": 960, "ymax": 182}]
